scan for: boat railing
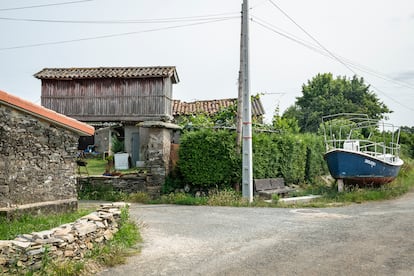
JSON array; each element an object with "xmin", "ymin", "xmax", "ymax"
[{"xmin": 325, "ymin": 138, "xmax": 401, "ymax": 162}]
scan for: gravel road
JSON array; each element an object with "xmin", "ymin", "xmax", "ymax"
[{"xmin": 99, "ymin": 192, "xmax": 414, "ymax": 276}]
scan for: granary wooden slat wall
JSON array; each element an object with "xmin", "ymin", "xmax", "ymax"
[{"xmin": 41, "ymin": 77, "xmax": 173, "ymax": 122}]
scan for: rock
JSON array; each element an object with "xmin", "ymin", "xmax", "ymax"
[
  {"xmin": 0, "ymin": 205, "xmax": 124, "ymax": 272},
  {"xmin": 64, "ymin": 250, "xmax": 74, "ymax": 257},
  {"xmin": 0, "ymin": 257, "xmax": 7, "ymax": 265},
  {"xmin": 75, "ymin": 223, "xmax": 97, "ymax": 236},
  {"xmin": 11, "ymin": 240, "xmax": 32, "ymax": 249},
  {"xmin": 54, "ymin": 226, "xmax": 72, "ymax": 236},
  {"xmin": 32, "ymin": 230, "xmax": 54, "ymax": 239},
  {"xmin": 82, "ymin": 212, "xmax": 102, "ymax": 221},
  {"xmin": 103, "ymin": 229, "xmax": 114, "ymax": 240},
  {"xmin": 27, "ymin": 247, "xmax": 45, "ymax": 256},
  {"xmin": 94, "ymin": 236, "xmax": 104, "ymax": 243},
  {"xmin": 95, "ymin": 221, "xmax": 105, "ymax": 228}
]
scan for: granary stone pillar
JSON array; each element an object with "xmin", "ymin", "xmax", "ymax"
[{"xmin": 138, "ymin": 121, "xmax": 181, "ymax": 196}]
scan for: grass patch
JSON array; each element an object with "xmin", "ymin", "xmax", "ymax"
[
  {"xmin": 80, "ymin": 158, "xmax": 138, "ymax": 176},
  {"xmin": 0, "ymin": 209, "xmax": 92, "ymax": 240},
  {"xmin": 87, "ymin": 207, "xmax": 141, "ymax": 268},
  {"xmin": 83, "ymin": 158, "xmax": 107, "ymax": 175},
  {"xmin": 1, "ymin": 207, "xmax": 141, "ymax": 275}
]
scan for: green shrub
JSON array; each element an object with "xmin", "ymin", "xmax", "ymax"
[
  {"xmin": 252, "ymin": 132, "xmax": 326, "ymax": 183},
  {"xmin": 179, "ymin": 129, "xmax": 241, "ymax": 188},
  {"xmin": 207, "ymin": 189, "xmax": 246, "ymax": 206},
  {"xmin": 128, "ymin": 192, "xmax": 151, "ymax": 204},
  {"xmin": 177, "ymin": 129, "xmax": 327, "ymax": 189}
]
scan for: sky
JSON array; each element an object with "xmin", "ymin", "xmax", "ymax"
[{"xmin": 0, "ymin": 0, "xmax": 413, "ymax": 126}]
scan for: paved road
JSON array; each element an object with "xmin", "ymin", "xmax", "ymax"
[{"xmin": 99, "ymin": 192, "xmax": 414, "ymax": 276}]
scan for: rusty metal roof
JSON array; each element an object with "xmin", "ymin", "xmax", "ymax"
[
  {"xmin": 172, "ymin": 98, "xmax": 265, "ymax": 117},
  {"xmin": 34, "ymin": 66, "xmax": 179, "ymax": 83}
]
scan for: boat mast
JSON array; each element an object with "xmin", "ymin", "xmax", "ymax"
[{"xmin": 241, "ymin": 0, "xmax": 253, "ymax": 202}]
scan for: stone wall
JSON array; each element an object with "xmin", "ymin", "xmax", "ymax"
[
  {"xmin": 0, "ymin": 104, "xmax": 79, "ymax": 212},
  {"xmin": 77, "ymin": 174, "xmax": 161, "ymax": 198},
  {"xmin": 0, "ymin": 203, "xmax": 125, "ymax": 274}
]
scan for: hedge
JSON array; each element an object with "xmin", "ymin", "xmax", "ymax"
[{"xmin": 177, "ymin": 129, "xmax": 327, "ymax": 189}]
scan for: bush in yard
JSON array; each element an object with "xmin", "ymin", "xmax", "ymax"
[
  {"xmin": 252, "ymin": 132, "xmax": 327, "ymax": 184},
  {"xmin": 178, "ymin": 129, "xmax": 241, "ymax": 189},
  {"xmin": 177, "ymin": 129, "xmax": 327, "ymax": 189},
  {"xmin": 302, "ymin": 133, "xmax": 328, "ymax": 182}
]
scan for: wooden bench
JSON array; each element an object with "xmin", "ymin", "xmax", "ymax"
[{"xmin": 254, "ymin": 178, "xmax": 294, "ymax": 199}]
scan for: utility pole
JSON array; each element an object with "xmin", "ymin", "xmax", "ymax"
[
  {"xmin": 236, "ymin": 13, "xmax": 243, "ymax": 151},
  {"xmin": 241, "ymin": 0, "xmax": 253, "ymax": 202}
]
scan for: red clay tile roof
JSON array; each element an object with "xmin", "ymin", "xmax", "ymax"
[
  {"xmin": 172, "ymin": 98, "xmax": 265, "ymax": 116},
  {"xmin": 0, "ymin": 90, "xmax": 94, "ymax": 136},
  {"xmin": 34, "ymin": 66, "xmax": 179, "ymax": 83}
]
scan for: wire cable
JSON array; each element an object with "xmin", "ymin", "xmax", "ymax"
[
  {"xmin": 0, "ymin": 0, "xmax": 93, "ymax": 11},
  {"xmin": 252, "ymin": 16, "xmax": 414, "ymax": 91},
  {"xmin": 0, "ymin": 12, "xmax": 240, "ymax": 24},
  {"xmin": 266, "ymin": 0, "xmax": 414, "ymax": 112},
  {"xmin": 0, "ymin": 17, "xmax": 237, "ymax": 51}
]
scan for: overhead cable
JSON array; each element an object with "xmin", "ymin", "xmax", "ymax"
[
  {"xmin": 0, "ymin": 17, "xmax": 237, "ymax": 51},
  {"xmin": 0, "ymin": 0, "xmax": 93, "ymax": 11},
  {"xmin": 0, "ymin": 12, "xmax": 239, "ymax": 24},
  {"xmin": 266, "ymin": 0, "xmax": 414, "ymax": 112},
  {"xmin": 252, "ymin": 16, "xmax": 414, "ymax": 91}
]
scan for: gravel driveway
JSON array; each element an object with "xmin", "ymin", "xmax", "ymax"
[{"xmin": 99, "ymin": 192, "xmax": 414, "ymax": 276}]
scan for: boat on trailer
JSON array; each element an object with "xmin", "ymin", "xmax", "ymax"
[{"xmin": 322, "ymin": 113, "xmax": 404, "ymax": 188}]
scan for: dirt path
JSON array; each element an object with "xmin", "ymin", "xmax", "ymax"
[{"xmin": 98, "ymin": 192, "xmax": 414, "ymax": 276}]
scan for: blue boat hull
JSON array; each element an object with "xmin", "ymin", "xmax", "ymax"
[{"xmin": 324, "ymin": 149, "xmax": 402, "ymax": 185}]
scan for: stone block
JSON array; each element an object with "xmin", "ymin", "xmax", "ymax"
[
  {"xmin": 0, "ymin": 185, "xmax": 9, "ymax": 195},
  {"xmin": 75, "ymin": 223, "xmax": 97, "ymax": 236}
]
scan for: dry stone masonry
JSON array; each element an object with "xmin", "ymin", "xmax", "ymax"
[
  {"xmin": 0, "ymin": 104, "xmax": 79, "ymax": 214},
  {"xmin": 0, "ymin": 203, "xmax": 127, "ymax": 274}
]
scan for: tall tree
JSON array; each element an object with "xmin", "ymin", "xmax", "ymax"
[{"xmin": 283, "ymin": 73, "xmax": 391, "ymax": 132}]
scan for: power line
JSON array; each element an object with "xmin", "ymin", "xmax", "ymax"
[
  {"xmin": 0, "ymin": 0, "xmax": 93, "ymax": 11},
  {"xmin": 252, "ymin": 16, "xmax": 414, "ymax": 91},
  {"xmin": 0, "ymin": 17, "xmax": 237, "ymax": 51},
  {"xmin": 265, "ymin": 0, "xmax": 414, "ymax": 112},
  {"xmin": 254, "ymin": 17, "xmax": 414, "ymax": 111},
  {"xmin": 0, "ymin": 12, "xmax": 239, "ymax": 24}
]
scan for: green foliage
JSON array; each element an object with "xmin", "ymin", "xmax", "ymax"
[
  {"xmin": 284, "ymin": 73, "xmax": 391, "ymax": 132},
  {"xmin": 0, "ymin": 209, "xmax": 91, "ymax": 240},
  {"xmin": 207, "ymin": 189, "xmax": 247, "ymax": 206},
  {"xmin": 252, "ymin": 132, "xmax": 327, "ymax": 183},
  {"xmin": 161, "ymin": 171, "xmax": 185, "ymax": 194},
  {"xmin": 112, "ymin": 207, "xmax": 141, "ymax": 248},
  {"xmin": 178, "ymin": 129, "xmax": 327, "ymax": 188},
  {"xmin": 214, "ymin": 103, "xmax": 238, "ymax": 126},
  {"xmin": 78, "ymin": 182, "xmax": 128, "ymax": 202},
  {"xmin": 178, "ymin": 129, "xmax": 241, "ymax": 188},
  {"xmin": 112, "ymin": 135, "xmax": 125, "ymax": 153},
  {"xmin": 84, "ymin": 158, "xmax": 107, "ymax": 175},
  {"xmin": 272, "ymin": 106, "xmax": 300, "ymax": 133},
  {"xmin": 128, "ymin": 192, "xmax": 151, "ymax": 204},
  {"xmin": 176, "ymin": 94, "xmax": 263, "ymax": 129},
  {"xmin": 302, "ymin": 134, "xmax": 328, "ymax": 181},
  {"xmin": 400, "ymin": 126, "xmax": 414, "ymax": 158},
  {"xmin": 160, "ymin": 192, "xmax": 208, "ymax": 205},
  {"xmin": 176, "ymin": 112, "xmax": 215, "ymax": 129},
  {"xmin": 271, "ymin": 194, "xmax": 280, "ymax": 203}
]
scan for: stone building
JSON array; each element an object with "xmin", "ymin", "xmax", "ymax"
[
  {"xmin": 0, "ymin": 90, "xmax": 94, "ymax": 216},
  {"xmin": 34, "ymin": 66, "xmax": 179, "ymax": 167}
]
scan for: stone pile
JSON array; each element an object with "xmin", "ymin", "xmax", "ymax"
[{"xmin": 0, "ymin": 202, "xmax": 128, "ymax": 274}]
